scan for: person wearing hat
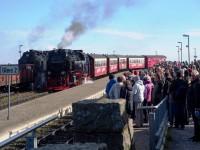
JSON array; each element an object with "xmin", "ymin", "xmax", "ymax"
[
  {"xmin": 132, "ymin": 75, "xmax": 145, "ymax": 127},
  {"xmin": 109, "ymin": 76, "xmax": 123, "ymax": 99},
  {"xmin": 105, "ymin": 74, "xmax": 116, "ymax": 98}
]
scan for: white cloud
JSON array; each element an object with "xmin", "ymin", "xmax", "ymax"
[{"xmin": 94, "ymin": 28, "xmax": 151, "ymax": 40}]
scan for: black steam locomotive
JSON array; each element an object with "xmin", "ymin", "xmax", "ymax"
[{"xmin": 18, "ymin": 50, "xmax": 48, "ymax": 90}]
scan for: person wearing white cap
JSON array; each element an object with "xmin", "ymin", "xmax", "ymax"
[{"xmin": 132, "ymin": 75, "xmax": 145, "ymax": 127}]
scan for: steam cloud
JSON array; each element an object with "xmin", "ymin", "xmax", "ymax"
[
  {"xmin": 58, "ymin": 0, "xmax": 135, "ymax": 48},
  {"xmin": 27, "ymin": 0, "xmax": 135, "ymax": 48},
  {"xmin": 57, "ymin": 21, "xmax": 86, "ymax": 48},
  {"xmin": 28, "ymin": 25, "xmax": 46, "ymax": 45}
]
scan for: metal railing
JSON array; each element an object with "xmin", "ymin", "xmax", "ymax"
[
  {"xmin": 0, "ymin": 106, "xmax": 72, "ymax": 149},
  {"xmin": 138, "ymin": 97, "xmax": 168, "ymax": 150},
  {"xmin": 0, "ymin": 89, "xmax": 105, "ymax": 149}
]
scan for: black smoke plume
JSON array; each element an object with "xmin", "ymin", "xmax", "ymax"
[
  {"xmin": 27, "ymin": 0, "xmax": 135, "ymax": 48},
  {"xmin": 58, "ymin": 0, "xmax": 135, "ymax": 48}
]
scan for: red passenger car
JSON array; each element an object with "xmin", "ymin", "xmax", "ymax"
[
  {"xmin": 145, "ymin": 55, "xmax": 166, "ymax": 68},
  {"xmin": 0, "ymin": 74, "xmax": 20, "ymax": 87},
  {"xmin": 106, "ymin": 55, "xmax": 118, "ymax": 74},
  {"xmin": 118, "ymin": 56, "xmax": 127, "ymax": 71},
  {"xmin": 128, "ymin": 56, "xmax": 145, "ymax": 70},
  {"xmin": 0, "ymin": 64, "xmax": 20, "ymax": 90},
  {"xmin": 88, "ymin": 54, "xmax": 107, "ymax": 78}
]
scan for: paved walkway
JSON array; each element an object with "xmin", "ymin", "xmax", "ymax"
[
  {"xmin": 0, "ymin": 74, "xmax": 113, "ymax": 142},
  {"xmin": 131, "ymin": 121, "xmax": 149, "ymax": 150},
  {"xmin": 166, "ymin": 121, "xmax": 200, "ymax": 150}
]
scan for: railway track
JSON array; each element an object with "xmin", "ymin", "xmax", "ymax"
[
  {"xmin": 0, "ymin": 92, "xmax": 15, "ymax": 99},
  {"xmin": 0, "ymin": 91, "xmax": 49, "ymax": 111},
  {"xmin": 2, "ymin": 115, "xmax": 74, "ymax": 150}
]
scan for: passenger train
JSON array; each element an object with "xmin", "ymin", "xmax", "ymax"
[{"xmin": 0, "ymin": 49, "xmax": 166, "ymax": 92}]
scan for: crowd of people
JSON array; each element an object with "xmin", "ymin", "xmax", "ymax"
[{"xmin": 105, "ymin": 61, "xmax": 200, "ymax": 142}]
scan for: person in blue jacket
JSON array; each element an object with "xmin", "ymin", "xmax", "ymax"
[{"xmin": 106, "ymin": 74, "xmax": 116, "ymax": 98}]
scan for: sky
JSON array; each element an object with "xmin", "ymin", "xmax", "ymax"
[{"xmin": 0, "ymin": 0, "xmax": 200, "ymax": 64}]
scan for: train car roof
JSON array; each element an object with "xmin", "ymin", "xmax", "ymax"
[
  {"xmin": 104, "ymin": 54, "xmax": 118, "ymax": 58},
  {"xmin": 127, "ymin": 55, "xmax": 145, "ymax": 58},
  {"xmin": 88, "ymin": 53, "xmax": 107, "ymax": 58},
  {"xmin": 0, "ymin": 64, "xmax": 18, "ymax": 66},
  {"xmin": 116, "ymin": 55, "xmax": 128, "ymax": 58},
  {"xmin": 143, "ymin": 55, "xmax": 166, "ymax": 58}
]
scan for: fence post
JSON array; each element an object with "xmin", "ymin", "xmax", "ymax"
[
  {"xmin": 26, "ymin": 130, "xmax": 37, "ymax": 150},
  {"xmin": 149, "ymin": 112, "xmax": 156, "ymax": 150}
]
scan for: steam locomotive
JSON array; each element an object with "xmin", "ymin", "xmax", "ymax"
[
  {"xmin": 47, "ymin": 49, "xmax": 89, "ymax": 91},
  {"xmin": 0, "ymin": 49, "xmax": 166, "ymax": 92}
]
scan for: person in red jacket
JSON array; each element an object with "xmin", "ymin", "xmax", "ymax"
[{"xmin": 143, "ymin": 76, "xmax": 154, "ymax": 122}]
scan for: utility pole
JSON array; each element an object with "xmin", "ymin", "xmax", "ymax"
[
  {"xmin": 176, "ymin": 46, "xmax": 180, "ymax": 62},
  {"xmin": 177, "ymin": 42, "xmax": 183, "ymax": 63},
  {"xmin": 19, "ymin": 44, "xmax": 23, "ymax": 58},
  {"xmin": 194, "ymin": 48, "xmax": 197, "ymax": 61},
  {"xmin": 183, "ymin": 34, "xmax": 190, "ymax": 64}
]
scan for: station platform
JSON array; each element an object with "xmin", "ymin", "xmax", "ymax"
[
  {"xmin": 0, "ymin": 74, "xmax": 112, "ymax": 142},
  {"xmin": 166, "ymin": 120, "xmax": 200, "ymax": 150}
]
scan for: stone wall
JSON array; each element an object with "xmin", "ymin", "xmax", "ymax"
[{"xmin": 72, "ymin": 98, "xmax": 134, "ymax": 150}]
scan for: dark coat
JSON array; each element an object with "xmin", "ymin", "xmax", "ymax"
[
  {"xmin": 106, "ymin": 79, "xmax": 116, "ymax": 97},
  {"xmin": 171, "ymin": 78, "xmax": 188, "ymax": 103},
  {"xmin": 187, "ymin": 78, "xmax": 200, "ymax": 112},
  {"xmin": 163, "ymin": 77, "xmax": 172, "ymax": 98},
  {"xmin": 120, "ymin": 82, "xmax": 133, "ymax": 102}
]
